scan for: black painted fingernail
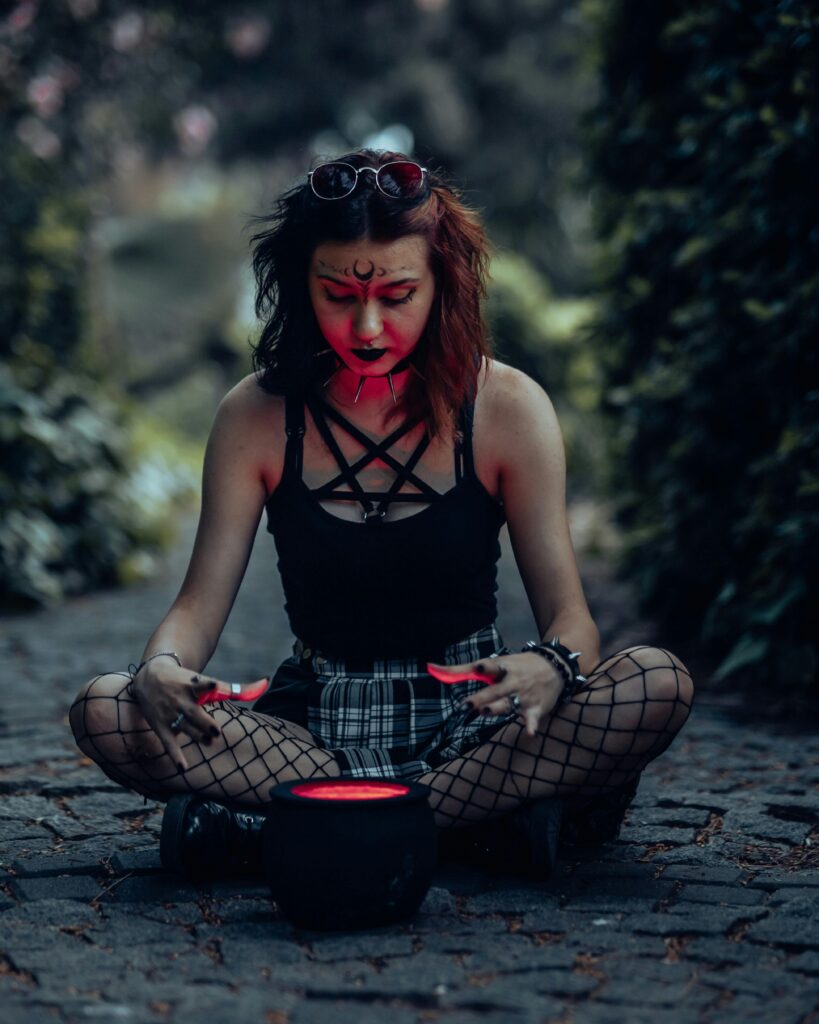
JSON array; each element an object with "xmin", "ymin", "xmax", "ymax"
[
  {"xmin": 210, "ymin": 726, "xmax": 219, "ymax": 738},
  {"xmin": 202, "ymin": 735, "xmax": 212, "ymax": 746},
  {"xmin": 475, "ymin": 663, "xmax": 486, "ymax": 674},
  {"xmin": 177, "ymin": 762, "xmax": 185, "ymax": 774},
  {"xmin": 481, "ymin": 708, "xmax": 492, "ymax": 716}
]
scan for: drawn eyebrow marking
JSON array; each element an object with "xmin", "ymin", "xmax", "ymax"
[{"xmin": 317, "ymin": 274, "xmax": 420, "ymax": 288}]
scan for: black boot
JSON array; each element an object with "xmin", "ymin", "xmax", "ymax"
[
  {"xmin": 437, "ymin": 797, "xmax": 564, "ymax": 880},
  {"xmin": 160, "ymin": 794, "xmax": 267, "ymax": 878},
  {"xmin": 559, "ymin": 775, "xmax": 641, "ymax": 848}
]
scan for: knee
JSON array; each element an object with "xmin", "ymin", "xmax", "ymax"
[
  {"xmin": 620, "ymin": 646, "xmax": 695, "ymax": 721},
  {"xmin": 69, "ymin": 672, "xmax": 131, "ymax": 744}
]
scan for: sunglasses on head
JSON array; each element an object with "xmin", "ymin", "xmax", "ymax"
[{"xmin": 308, "ymin": 160, "xmax": 429, "ymax": 201}]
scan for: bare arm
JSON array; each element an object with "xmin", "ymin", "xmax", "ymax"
[
  {"xmin": 494, "ymin": 367, "xmax": 600, "ymax": 676},
  {"xmin": 128, "ymin": 376, "xmax": 282, "ymax": 767},
  {"xmin": 139, "ymin": 375, "xmax": 280, "ymax": 673}
]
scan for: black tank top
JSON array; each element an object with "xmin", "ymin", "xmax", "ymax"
[{"xmin": 265, "ymin": 390, "xmax": 506, "ymax": 660}]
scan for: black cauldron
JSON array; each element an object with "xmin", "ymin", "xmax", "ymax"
[{"xmin": 263, "ymin": 778, "xmax": 436, "ymax": 930}]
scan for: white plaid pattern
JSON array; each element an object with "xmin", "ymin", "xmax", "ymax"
[{"xmin": 260, "ymin": 624, "xmax": 516, "ymax": 781}]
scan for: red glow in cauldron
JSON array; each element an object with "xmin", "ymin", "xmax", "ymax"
[
  {"xmin": 263, "ymin": 778, "xmax": 436, "ymax": 930},
  {"xmin": 290, "ymin": 781, "xmax": 411, "ymax": 800}
]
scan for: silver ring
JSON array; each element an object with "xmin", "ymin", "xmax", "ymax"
[
  {"xmin": 169, "ymin": 712, "xmax": 185, "ymax": 734},
  {"xmin": 508, "ymin": 693, "xmax": 522, "ymax": 713}
]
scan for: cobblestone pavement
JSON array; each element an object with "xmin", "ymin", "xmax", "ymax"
[{"xmin": 2, "ymin": 515, "xmax": 818, "ymax": 1024}]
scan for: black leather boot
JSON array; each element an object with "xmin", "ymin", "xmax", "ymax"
[
  {"xmin": 160, "ymin": 794, "xmax": 267, "ymax": 878},
  {"xmin": 559, "ymin": 775, "xmax": 641, "ymax": 848},
  {"xmin": 437, "ymin": 797, "xmax": 564, "ymax": 879}
]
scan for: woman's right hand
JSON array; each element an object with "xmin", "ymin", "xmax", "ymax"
[{"xmin": 131, "ymin": 660, "xmax": 225, "ymax": 772}]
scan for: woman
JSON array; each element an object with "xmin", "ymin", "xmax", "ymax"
[{"xmin": 70, "ymin": 150, "xmax": 694, "ymax": 878}]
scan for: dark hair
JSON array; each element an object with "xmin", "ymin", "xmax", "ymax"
[{"xmin": 248, "ymin": 149, "xmax": 492, "ymax": 439}]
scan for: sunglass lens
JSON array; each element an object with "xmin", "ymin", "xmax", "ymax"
[
  {"xmin": 311, "ymin": 162, "xmax": 357, "ymax": 199},
  {"xmin": 378, "ymin": 162, "xmax": 425, "ymax": 198}
]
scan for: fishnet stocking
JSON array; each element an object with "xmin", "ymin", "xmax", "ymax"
[
  {"xmin": 69, "ymin": 673, "xmax": 340, "ymax": 806},
  {"xmin": 420, "ymin": 645, "xmax": 694, "ymax": 829},
  {"xmin": 70, "ymin": 645, "xmax": 692, "ymax": 830}
]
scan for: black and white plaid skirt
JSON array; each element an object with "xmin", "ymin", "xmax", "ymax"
[{"xmin": 253, "ymin": 623, "xmax": 517, "ymax": 780}]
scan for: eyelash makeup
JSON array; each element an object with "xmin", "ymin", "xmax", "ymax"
[{"xmin": 322, "ymin": 288, "xmax": 417, "ymax": 306}]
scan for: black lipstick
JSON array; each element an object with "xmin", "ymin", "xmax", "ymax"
[{"xmin": 352, "ymin": 348, "xmax": 386, "ymax": 362}]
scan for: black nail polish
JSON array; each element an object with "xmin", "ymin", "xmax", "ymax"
[
  {"xmin": 210, "ymin": 726, "xmax": 219, "ymax": 738},
  {"xmin": 177, "ymin": 762, "xmax": 185, "ymax": 774}
]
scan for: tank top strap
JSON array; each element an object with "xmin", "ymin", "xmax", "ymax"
[
  {"xmin": 283, "ymin": 391, "xmax": 306, "ymax": 481},
  {"xmin": 455, "ymin": 398, "xmax": 476, "ymax": 484}
]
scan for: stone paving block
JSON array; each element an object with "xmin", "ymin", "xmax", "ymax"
[
  {"xmin": 566, "ymin": 931, "xmax": 668, "ymax": 957},
  {"xmin": 306, "ymin": 929, "xmax": 416, "ymax": 960},
  {"xmin": 767, "ymin": 886, "xmax": 819, "ymax": 907},
  {"xmin": 417, "ymin": 885, "xmax": 457, "ymax": 916},
  {"xmin": 462, "ymin": 886, "xmax": 560, "ymax": 915},
  {"xmin": 457, "ymin": 938, "xmax": 577, "ymax": 972},
  {"xmin": 288, "ymin": 1004, "xmax": 419, "ymax": 1024},
  {"xmin": 628, "ymin": 906, "xmax": 762, "ymax": 938},
  {"xmin": 723, "ymin": 814, "xmax": 812, "ymax": 845},
  {"xmin": 746, "ymin": 912, "xmax": 819, "ymax": 950},
  {"xmin": 708, "ymin": 993, "xmax": 811, "ymax": 1024},
  {"xmin": 614, "ymin": 825, "xmax": 697, "ymax": 846},
  {"xmin": 786, "ymin": 951, "xmax": 819, "ymax": 975},
  {"xmin": 680, "ymin": 936, "xmax": 774, "ymax": 966},
  {"xmin": 674, "ymin": 883, "xmax": 766, "ymax": 907},
  {"xmin": 594, "ymin": 978, "xmax": 713, "ymax": 1008},
  {"xmin": 571, "ymin": 1006, "xmax": 701, "ymax": 1024},
  {"xmin": 702, "ymin": 964, "xmax": 812, "ymax": 1000},
  {"xmin": 564, "ymin": 877, "xmax": 675, "ymax": 902},
  {"xmin": 568, "ymin": 897, "xmax": 661, "ymax": 917},
  {"xmin": 65, "ymin": 791, "xmax": 159, "ymax": 819},
  {"xmin": 8, "ymin": 873, "xmax": 101, "ymax": 901},
  {"xmin": 109, "ymin": 847, "xmax": 162, "ymax": 874},
  {"xmin": 11, "ymin": 849, "xmax": 108, "ymax": 877},
  {"xmin": 566, "ymin": 861, "xmax": 660, "ymax": 881},
  {"xmin": 520, "ymin": 907, "xmax": 609, "ymax": 935},
  {"xmin": 748, "ymin": 870, "xmax": 819, "ymax": 890},
  {"xmin": 635, "ymin": 846, "xmax": 722, "ymax": 868},
  {"xmin": 0, "ymin": 793, "xmax": 57, "ymax": 821},
  {"xmin": 660, "ymin": 864, "xmax": 745, "ymax": 885},
  {"xmin": 627, "ymin": 806, "xmax": 711, "ymax": 827},
  {"xmin": 100, "ymin": 873, "xmax": 209, "ymax": 903}
]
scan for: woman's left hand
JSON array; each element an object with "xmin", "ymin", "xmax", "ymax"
[{"xmin": 427, "ymin": 652, "xmax": 564, "ymax": 737}]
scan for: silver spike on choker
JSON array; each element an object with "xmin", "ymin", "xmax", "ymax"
[{"xmin": 316, "ymin": 350, "xmax": 415, "ymax": 405}]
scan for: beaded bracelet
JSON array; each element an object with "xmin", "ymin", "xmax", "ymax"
[
  {"xmin": 521, "ymin": 636, "xmax": 587, "ymax": 706},
  {"xmin": 128, "ymin": 651, "xmax": 183, "ymax": 679}
]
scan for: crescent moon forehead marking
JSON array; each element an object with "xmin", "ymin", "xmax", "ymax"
[{"xmin": 352, "ymin": 259, "xmax": 376, "ymax": 281}]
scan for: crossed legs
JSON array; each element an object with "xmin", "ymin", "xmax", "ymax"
[{"xmin": 69, "ymin": 645, "xmax": 693, "ymax": 827}]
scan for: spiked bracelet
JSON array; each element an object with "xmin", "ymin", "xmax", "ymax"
[{"xmin": 521, "ymin": 636, "xmax": 587, "ymax": 706}]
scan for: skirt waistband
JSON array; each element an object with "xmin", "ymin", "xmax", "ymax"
[{"xmin": 292, "ymin": 623, "xmax": 507, "ymax": 677}]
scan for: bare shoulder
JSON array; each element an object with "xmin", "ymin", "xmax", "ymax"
[
  {"xmin": 210, "ymin": 374, "xmax": 287, "ymax": 495},
  {"xmin": 475, "ymin": 359, "xmax": 562, "ymax": 468}
]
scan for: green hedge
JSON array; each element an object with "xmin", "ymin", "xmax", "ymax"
[
  {"xmin": 582, "ymin": 0, "xmax": 818, "ymax": 688},
  {"xmin": 0, "ymin": 143, "xmax": 195, "ymax": 609},
  {"xmin": 487, "ymin": 253, "xmax": 604, "ymax": 495}
]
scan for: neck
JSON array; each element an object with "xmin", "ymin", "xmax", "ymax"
[{"xmin": 320, "ymin": 358, "xmax": 413, "ymax": 417}]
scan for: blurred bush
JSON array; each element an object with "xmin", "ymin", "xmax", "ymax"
[
  {"xmin": 582, "ymin": 0, "xmax": 818, "ymax": 689},
  {"xmin": 0, "ymin": 140, "xmax": 195, "ymax": 609},
  {"xmin": 487, "ymin": 253, "xmax": 604, "ymax": 495},
  {"xmin": 0, "ymin": 367, "xmax": 196, "ymax": 608}
]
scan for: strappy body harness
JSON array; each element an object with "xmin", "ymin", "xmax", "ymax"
[{"xmin": 284, "ymin": 392, "xmax": 473, "ymax": 524}]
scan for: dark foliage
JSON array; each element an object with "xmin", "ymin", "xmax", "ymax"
[{"xmin": 583, "ymin": 0, "xmax": 819, "ymax": 687}]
